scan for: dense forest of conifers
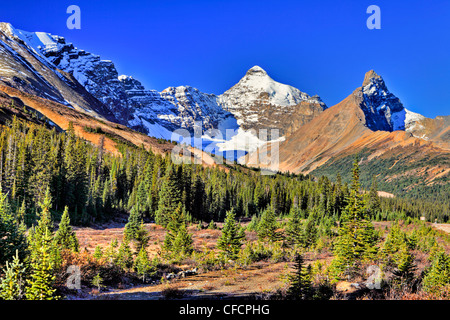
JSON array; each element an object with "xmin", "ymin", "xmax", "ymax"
[
  {"xmin": 0, "ymin": 116, "xmax": 448, "ymax": 230},
  {"xmin": 1, "ymin": 116, "xmax": 450, "ymax": 301},
  {"xmin": 311, "ymin": 149, "xmax": 450, "ymax": 205}
]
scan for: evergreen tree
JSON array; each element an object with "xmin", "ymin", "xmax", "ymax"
[
  {"xmin": 53, "ymin": 206, "xmax": 79, "ymax": 252},
  {"xmin": 208, "ymin": 220, "xmax": 217, "ymax": 230},
  {"xmin": 93, "ymin": 245, "xmax": 103, "ymax": 260},
  {"xmin": 422, "ymin": 250, "xmax": 450, "ymax": 294},
  {"xmin": 37, "ymin": 186, "xmax": 53, "ymax": 233},
  {"xmin": 124, "ymin": 206, "xmax": 141, "ymax": 241},
  {"xmin": 217, "ymin": 208, "xmax": 245, "ymax": 260},
  {"xmin": 286, "ymin": 207, "xmax": 304, "ymax": 247},
  {"xmin": 91, "ymin": 273, "xmax": 104, "ymax": 292},
  {"xmin": 28, "ymin": 128, "xmax": 53, "ymax": 205},
  {"xmin": 257, "ymin": 206, "xmax": 281, "ymax": 242},
  {"xmin": 115, "ymin": 239, "xmax": 133, "ymax": 271},
  {"xmin": 331, "ymin": 157, "xmax": 378, "ymax": 279},
  {"xmin": 332, "ymin": 173, "xmax": 344, "ymax": 216},
  {"xmin": 63, "ymin": 123, "xmax": 88, "ymax": 222},
  {"xmin": 163, "ymin": 204, "xmax": 193, "ymax": 257},
  {"xmin": 134, "ymin": 221, "xmax": 150, "ymax": 252},
  {"xmin": 155, "ymin": 164, "xmax": 182, "ymax": 227},
  {"xmin": 0, "ymin": 189, "xmax": 28, "ymax": 268},
  {"xmin": 303, "ymin": 216, "xmax": 318, "ymax": 250},
  {"xmin": 25, "ymin": 230, "xmax": 58, "ymax": 300},
  {"xmin": 367, "ymin": 176, "xmax": 381, "ymax": 217},
  {"xmin": 17, "ymin": 200, "xmax": 26, "ymax": 224},
  {"xmin": 391, "ymin": 243, "xmax": 417, "ymax": 290},
  {"xmin": 287, "ymin": 253, "xmax": 312, "ymax": 300},
  {"xmin": 134, "ymin": 247, "xmax": 155, "ymax": 283},
  {"xmin": 253, "ymin": 182, "xmax": 267, "ymax": 212},
  {"xmin": 191, "ymin": 174, "xmax": 205, "ymax": 221},
  {"xmin": 104, "ymin": 239, "xmax": 118, "ymax": 264},
  {"xmin": 28, "ymin": 187, "xmax": 61, "ymax": 270},
  {"xmin": 15, "ymin": 135, "xmax": 32, "ymax": 204},
  {"xmin": 171, "ymin": 223, "xmax": 194, "ymax": 257},
  {"xmin": 381, "ymin": 222, "xmax": 410, "ymax": 267},
  {"xmin": 0, "ymin": 250, "xmax": 27, "ymax": 300}
]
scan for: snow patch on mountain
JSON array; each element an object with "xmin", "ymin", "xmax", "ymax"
[
  {"xmin": 405, "ymin": 109, "xmax": 425, "ymax": 130},
  {"xmin": 404, "ymin": 108, "xmax": 429, "ymax": 140}
]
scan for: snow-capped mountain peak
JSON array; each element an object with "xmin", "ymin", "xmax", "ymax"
[
  {"xmin": 0, "ymin": 23, "xmax": 68, "ymax": 59},
  {"xmin": 227, "ymin": 65, "xmax": 315, "ymax": 107},
  {"xmin": 245, "ymin": 65, "xmax": 268, "ymax": 75}
]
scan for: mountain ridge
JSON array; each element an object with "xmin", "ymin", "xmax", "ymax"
[
  {"xmin": 244, "ymin": 71, "xmax": 449, "ymax": 199},
  {"xmin": 0, "ymin": 22, "xmax": 329, "ymax": 159},
  {"xmin": 0, "ymin": 22, "xmax": 448, "ymax": 199}
]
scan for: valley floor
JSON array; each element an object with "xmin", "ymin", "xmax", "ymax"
[
  {"xmin": 67, "ymin": 219, "xmax": 450, "ymax": 300},
  {"xmin": 96, "ymin": 261, "xmax": 292, "ymax": 300},
  {"xmin": 71, "ymin": 219, "xmax": 304, "ymax": 300}
]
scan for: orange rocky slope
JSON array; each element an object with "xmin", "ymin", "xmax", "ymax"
[
  {"xmin": 245, "ymin": 71, "xmax": 450, "ymax": 183},
  {"xmin": 0, "ymin": 84, "xmax": 218, "ymax": 167}
]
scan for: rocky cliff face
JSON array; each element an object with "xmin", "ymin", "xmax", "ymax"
[
  {"xmin": 2, "ymin": 22, "xmax": 446, "ymax": 170},
  {"xmin": 0, "ymin": 22, "xmax": 116, "ymax": 121},
  {"xmin": 5, "ymin": 23, "xmax": 133, "ymax": 123},
  {"xmin": 360, "ymin": 70, "xmax": 406, "ymax": 132},
  {"xmin": 127, "ymin": 83, "xmax": 231, "ymax": 139},
  {"xmin": 245, "ymin": 70, "xmax": 450, "ymax": 199},
  {"xmin": 0, "ymin": 23, "xmax": 328, "ymax": 150},
  {"xmin": 357, "ymin": 70, "xmax": 449, "ymax": 148},
  {"xmin": 0, "ymin": 23, "xmax": 232, "ymax": 138}
]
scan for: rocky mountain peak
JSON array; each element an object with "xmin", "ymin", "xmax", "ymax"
[
  {"xmin": 359, "ymin": 70, "xmax": 405, "ymax": 132},
  {"xmin": 245, "ymin": 65, "xmax": 268, "ymax": 76},
  {"xmin": 362, "ymin": 69, "xmax": 383, "ymax": 87},
  {"xmin": 0, "ymin": 22, "xmax": 14, "ymax": 36}
]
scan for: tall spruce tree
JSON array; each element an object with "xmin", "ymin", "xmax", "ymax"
[
  {"xmin": 38, "ymin": 186, "xmax": 53, "ymax": 232},
  {"xmin": 134, "ymin": 221, "xmax": 150, "ymax": 252},
  {"xmin": 331, "ymin": 156, "xmax": 378, "ymax": 280},
  {"xmin": 0, "ymin": 250, "xmax": 27, "ymax": 300},
  {"xmin": 217, "ymin": 208, "xmax": 245, "ymax": 260},
  {"xmin": 257, "ymin": 206, "xmax": 281, "ymax": 242},
  {"xmin": 286, "ymin": 207, "xmax": 305, "ymax": 247},
  {"xmin": 191, "ymin": 174, "xmax": 205, "ymax": 222},
  {"xmin": 28, "ymin": 187, "xmax": 62, "ymax": 273},
  {"xmin": 124, "ymin": 206, "xmax": 141, "ymax": 241},
  {"xmin": 155, "ymin": 164, "xmax": 182, "ymax": 227},
  {"xmin": 53, "ymin": 206, "xmax": 79, "ymax": 252},
  {"xmin": 163, "ymin": 204, "xmax": 193, "ymax": 257},
  {"xmin": 287, "ymin": 253, "xmax": 313, "ymax": 300},
  {"xmin": 367, "ymin": 176, "xmax": 381, "ymax": 217},
  {"xmin": 25, "ymin": 229, "xmax": 58, "ymax": 300},
  {"xmin": 303, "ymin": 215, "xmax": 318, "ymax": 250},
  {"xmin": 28, "ymin": 186, "xmax": 53, "ymax": 263}
]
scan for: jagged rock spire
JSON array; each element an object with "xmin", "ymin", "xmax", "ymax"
[{"xmin": 362, "ymin": 70, "xmax": 383, "ymax": 87}]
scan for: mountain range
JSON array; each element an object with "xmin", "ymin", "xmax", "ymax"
[{"xmin": 0, "ymin": 22, "xmax": 448, "ymax": 199}]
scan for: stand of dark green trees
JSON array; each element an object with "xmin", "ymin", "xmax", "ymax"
[
  {"xmin": 1, "ymin": 117, "xmax": 449, "ymax": 299},
  {"xmin": 0, "ymin": 116, "xmax": 447, "ymax": 234}
]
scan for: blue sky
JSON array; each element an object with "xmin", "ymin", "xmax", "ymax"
[{"xmin": 1, "ymin": 0, "xmax": 449, "ymax": 118}]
